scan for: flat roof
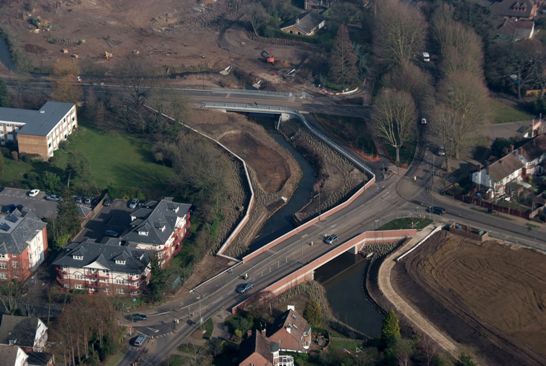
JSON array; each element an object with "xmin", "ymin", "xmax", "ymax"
[{"xmin": 0, "ymin": 101, "xmax": 75, "ymax": 136}]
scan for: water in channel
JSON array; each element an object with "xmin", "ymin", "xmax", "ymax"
[
  {"xmin": 246, "ymin": 113, "xmax": 317, "ymax": 251},
  {"xmin": 0, "ymin": 38, "xmax": 15, "ymax": 70},
  {"xmin": 315, "ymin": 252, "xmax": 384, "ymax": 338}
]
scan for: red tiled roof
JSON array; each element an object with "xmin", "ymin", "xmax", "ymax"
[{"xmin": 268, "ymin": 309, "xmax": 312, "ymax": 352}]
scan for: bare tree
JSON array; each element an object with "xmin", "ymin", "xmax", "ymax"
[
  {"xmin": 373, "ymin": 88, "xmax": 417, "ymax": 165},
  {"xmin": 328, "ymin": 24, "xmax": 360, "ymax": 87},
  {"xmin": 433, "ymin": 71, "xmax": 490, "ymax": 162},
  {"xmin": 373, "ymin": 0, "xmax": 426, "ymax": 69},
  {"xmin": 431, "ymin": 4, "xmax": 483, "ymax": 76},
  {"xmin": 50, "ymin": 58, "xmax": 82, "ymax": 103},
  {"xmin": 0, "ymin": 280, "xmax": 26, "ymax": 314}
]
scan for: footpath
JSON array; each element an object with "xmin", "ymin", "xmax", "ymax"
[{"xmin": 377, "ymin": 225, "xmax": 460, "ymax": 359}]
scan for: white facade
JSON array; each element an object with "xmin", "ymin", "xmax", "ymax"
[
  {"xmin": 26, "ymin": 230, "xmax": 46, "ymax": 270},
  {"xmin": 0, "ymin": 121, "xmax": 25, "ymax": 145},
  {"xmin": 45, "ymin": 105, "xmax": 77, "ymax": 157},
  {"xmin": 33, "ymin": 319, "xmax": 48, "ymax": 352}
]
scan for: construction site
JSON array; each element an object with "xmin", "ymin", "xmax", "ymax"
[{"xmin": 392, "ymin": 230, "xmax": 546, "ymax": 366}]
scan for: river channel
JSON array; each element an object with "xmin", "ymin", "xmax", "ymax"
[{"xmin": 0, "ymin": 37, "xmax": 15, "ymax": 70}]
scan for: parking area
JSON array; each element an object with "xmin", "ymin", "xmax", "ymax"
[
  {"xmin": 0, "ymin": 187, "xmax": 58, "ymax": 219},
  {"xmin": 76, "ymin": 199, "xmax": 134, "ymax": 242}
]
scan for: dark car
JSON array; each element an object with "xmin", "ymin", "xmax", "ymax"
[
  {"xmin": 236, "ymin": 282, "xmax": 254, "ymax": 294},
  {"xmin": 103, "ymin": 197, "xmax": 112, "ymax": 207},
  {"xmin": 131, "ymin": 334, "xmax": 148, "ymax": 347},
  {"xmin": 45, "ymin": 194, "xmax": 62, "ymax": 201},
  {"xmin": 128, "ymin": 199, "xmax": 139, "ymax": 209},
  {"xmin": 104, "ymin": 229, "xmax": 120, "ymax": 237},
  {"xmin": 74, "ymin": 196, "xmax": 83, "ymax": 204},
  {"xmin": 129, "ymin": 313, "xmax": 148, "ymax": 322},
  {"xmin": 426, "ymin": 206, "xmax": 446, "ymax": 215},
  {"xmin": 323, "ymin": 234, "xmax": 339, "ymax": 245}
]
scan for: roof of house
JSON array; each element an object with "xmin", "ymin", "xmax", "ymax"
[
  {"xmin": 0, "ymin": 101, "xmax": 74, "ymax": 136},
  {"xmin": 520, "ymin": 134, "xmax": 546, "ymax": 161},
  {"xmin": 0, "ymin": 208, "xmax": 46, "ymax": 255},
  {"xmin": 268, "ymin": 309, "xmax": 311, "ymax": 352},
  {"xmin": 490, "ymin": 0, "xmax": 537, "ymax": 18},
  {"xmin": 497, "ymin": 18, "xmax": 534, "ymax": 40},
  {"xmin": 0, "ymin": 315, "xmax": 44, "ymax": 349},
  {"xmin": 53, "ymin": 240, "xmax": 150, "ymax": 274},
  {"xmin": 27, "ymin": 351, "xmax": 53, "ymax": 366},
  {"xmin": 0, "ymin": 344, "xmax": 27, "ymax": 366},
  {"xmin": 122, "ymin": 198, "xmax": 191, "ymax": 246},
  {"xmin": 239, "ymin": 331, "xmax": 275, "ymax": 366},
  {"xmin": 487, "ymin": 153, "xmax": 525, "ymax": 182},
  {"xmin": 281, "ymin": 11, "xmax": 324, "ymax": 35}
]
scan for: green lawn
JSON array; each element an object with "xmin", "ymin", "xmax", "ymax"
[
  {"xmin": 1, "ymin": 126, "xmax": 175, "ymax": 198},
  {"xmin": 379, "ymin": 217, "xmax": 432, "ymax": 230},
  {"xmin": 329, "ymin": 336, "xmax": 364, "ymax": 352},
  {"xmin": 490, "ymin": 98, "xmax": 534, "ymax": 124}
]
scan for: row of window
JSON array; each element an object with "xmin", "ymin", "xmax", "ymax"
[
  {"xmin": 0, "ymin": 262, "xmax": 18, "ymax": 269},
  {"xmin": 73, "ymin": 284, "xmax": 129, "ymax": 294}
]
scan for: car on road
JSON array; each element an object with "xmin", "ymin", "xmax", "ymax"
[
  {"xmin": 131, "ymin": 334, "xmax": 148, "ymax": 347},
  {"xmin": 27, "ymin": 189, "xmax": 40, "ymax": 197},
  {"xmin": 323, "ymin": 234, "xmax": 339, "ymax": 245},
  {"xmin": 129, "ymin": 313, "xmax": 148, "ymax": 322},
  {"xmin": 45, "ymin": 194, "xmax": 62, "ymax": 201},
  {"xmin": 426, "ymin": 206, "xmax": 446, "ymax": 215},
  {"xmin": 128, "ymin": 199, "xmax": 139, "ymax": 209},
  {"xmin": 236, "ymin": 282, "xmax": 254, "ymax": 294}
]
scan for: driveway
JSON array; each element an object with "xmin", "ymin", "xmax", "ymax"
[{"xmin": 0, "ymin": 187, "xmax": 58, "ymax": 219}]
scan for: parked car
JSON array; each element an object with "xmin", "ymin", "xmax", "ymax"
[
  {"xmin": 437, "ymin": 146, "xmax": 446, "ymax": 156},
  {"xmin": 423, "ymin": 51, "xmax": 430, "ymax": 62},
  {"xmin": 103, "ymin": 197, "xmax": 112, "ymax": 207},
  {"xmin": 74, "ymin": 196, "xmax": 83, "ymax": 204},
  {"xmin": 420, "ymin": 118, "xmax": 427, "ymax": 125},
  {"xmin": 45, "ymin": 194, "xmax": 62, "ymax": 201},
  {"xmin": 426, "ymin": 206, "xmax": 446, "ymax": 215},
  {"xmin": 323, "ymin": 234, "xmax": 339, "ymax": 245},
  {"xmin": 104, "ymin": 229, "xmax": 120, "ymax": 237},
  {"xmin": 130, "ymin": 313, "xmax": 148, "ymax": 322},
  {"xmin": 84, "ymin": 197, "xmax": 92, "ymax": 205},
  {"xmin": 236, "ymin": 282, "xmax": 254, "ymax": 294},
  {"xmin": 128, "ymin": 199, "xmax": 139, "ymax": 209},
  {"xmin": 131, "ymin": 335, "xmax": 148, "ymax": 347},
  {"xmin": 27, "ymin": 189, "xmax": 40, "ymax": 197}
]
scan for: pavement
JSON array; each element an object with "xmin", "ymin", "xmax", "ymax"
[{"xmin": 0, "ymin": 187, "xmax": 58, "ymax": 219}]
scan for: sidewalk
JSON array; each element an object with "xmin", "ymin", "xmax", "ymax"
[{"xmin": 377, "ymin": 225, "xmax": 460, "ymax": 359}]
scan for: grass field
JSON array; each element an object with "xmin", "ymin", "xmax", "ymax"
[
  {"xmin": 1, "ymin": 126, "xmax": 175, "ymax": 198},
  {"xmin": 490, "ymin": 98, "xmax": 534, "ymax": 124},
  {"xmin": 379, "ymin": 217, "xmax": 432, "ymax": 230}
]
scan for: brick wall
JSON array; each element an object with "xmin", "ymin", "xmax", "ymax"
[{"xmin": 17, "ymin": 134, "xmax": 49, "ymax": 159}]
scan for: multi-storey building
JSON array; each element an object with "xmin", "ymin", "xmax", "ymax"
[
  {"xmin": 0, "ymin": 208, "xmax": 48, "ymax": 282},
  {"xmin": 123, "ymin": 198, "xmax": 191, "ymax": 268},
  {"xmin": 0, "ymin": 101, "xmax": 77, "ymax": 159},
  {"xmin": 53, "ymin": 240, "xmax": 151, "ymax": 296}
]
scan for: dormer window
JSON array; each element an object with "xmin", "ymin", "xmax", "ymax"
[
  {"xmin": 160, "ymin": 225, "xmax": 166, "ymax": 232},
  {"xmin": 115, "ymin": 259, "xmax": 126, "ymax": 265},
  {"xmin": 73, "ymin": 255, "xmax": 83, "ymax": 261},
  {"xmin": 138, "ymin": 230, "xmax": 149, "ymax": 236}
]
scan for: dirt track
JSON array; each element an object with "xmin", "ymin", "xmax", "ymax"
[{"xmin": 393, "ymin": 232, "xmax": 546, "ymax": 366}]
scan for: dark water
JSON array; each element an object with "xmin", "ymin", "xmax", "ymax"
[
  {"xmin": 247, "ymin": 114, "xmax": 317, "ymax": 251},
  {"xmin": 0, "ymin": 38, "xmax": 15, "ymax": 70},
  {"xmin": 316, "ymin": 253, "xmax": 384, "ymax": 338}
]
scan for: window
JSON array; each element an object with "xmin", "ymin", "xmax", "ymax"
[
  {"xmin": 75, "ymin": 284, "xmax": 83, "ymax": 290},
  {"xmin": 0, "ymin": 273, "xmax": 6, "ymax": 279},
  {"xmin": 73, "ymin": 255, "xmax": 83, "ymax": 261},
  {"xmin": 116, "ymin": 288, "xmax": 125, "ymax": 295},
  {"xmin": 0, "ymin": 254, "xmax": 7, "ymax": 260},
  {"xmin": 138, "ymin": 231, "xmax": 149, "ymax": 236},
  {"xmin": 11, "ymin": 262, "xmax": 17, "ymax": 269},
  {"xmin": 0, "ymin": 263, "xmax": 6, "ymax": 269},
  {"xmin": 115, "ymin": 259, "xmax": 126, "ymax": 265}
]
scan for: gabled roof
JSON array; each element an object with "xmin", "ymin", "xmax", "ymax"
[
  {"xmin": 0, "ymin": 101, "xmax": 74, "ymax": 136},
  {"xmin": 487, "ymin": 153, "xmax": 524, "ymax": 182},
  {"xmin": 27, "ymin": 351, "xmax": 53, "ymax": 366},
  {"xmin": 122, "ymin": 198, "xmax": 191, "ymax": 246},
  {"xmin": 281, "ymin": 11, "xmax": 324, "ymax": 35},
  {"xmin": 490, "ymin": 0, "xmax": 537, "ymax": 18},
  {"xmin": 520, "ymin": 134, "xmax": 546, "ymax": 162},
  {"xmin": 0, "ymin": 344, "xmax": 27, "ymax": 366},
  {"xmin": 239, "ymin": 331, "xmax": 275, "ymax": 366},
  {"xmin": 0, "ymin": 315, "xmax": 44, "ymax": 349},
  {"xmin": 0, "ymin": 208, "xmax": 45, "ymax": 255},
  {"xmin": 53, "ymin": 240, "xmax": 150, "ymax": 274},
  {"xmin": 496, "ymin": 18, "xmax": 534, "ymax": 40},
  {"xmin": 268, "ymin": 309, "xmax": 311, "ymax": 352}
]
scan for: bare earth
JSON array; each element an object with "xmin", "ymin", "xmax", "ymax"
[{"xmin": 393, "ymin": 232, "xmax": 546, "ymax": 366}]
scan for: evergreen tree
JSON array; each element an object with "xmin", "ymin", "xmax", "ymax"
[
  {"xmin": 381, "ymin": 310, "xmax": 401, "ymax": 347},
  {"xmin": 51, "ymin": 190, "xmax": 82, "ymax": 248},
  {"xmin": 304, "ymin": 299, "xmax": 322, "ymax": 327},
  {"xmin": 328, "ymin": 24, "xmax": 359, "ymax": 88}
]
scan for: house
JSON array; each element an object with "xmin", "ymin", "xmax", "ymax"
[
  {"xmin": 0, "ymin": 344, "xmax": 28, "ymax": 366},
  {"xmin": 472, "ymin": 134, "xmax": 546, "ymax": 196},
  {"xmin": 304, "ymin": 0, "xmax": 333, "ymax": 10},
  {"xmin": 122, "ymin": 198, "xmax": 191, "ymax": 267},
  {"xmin": 239, "ymin": 331, "xmax": 294, "ymax": 366},
  {"xmin": 0, "ymin": 101, "xmax": 77, "ymax": 160},
  {"xmin": 496, "ymin": 18, "xmax": 535, "ymax": 40},
  {"xmin": 267, "ymin": 306, "xmax": 312, "ymax": 353},
  {"xmin": 53, "ymin": 240, "xmax": 151, "ymax": 296},
  {"xmin": 0, "ymin": 315, "xmax": 48, "ymax": 352},
  {"xmin": 280, "ymin": 12, "xmax": 325, "ymax": 37},
  {"xmin": 27, "ymin": 352, "xmax": 54, "ymax": 366},
  {"xmin": 490, "ymin": 0, "xmax": 540, "ymax": 19},
  {"xmin": 0, "ymin": 208, "xmax": 48, "ymax": 282}
]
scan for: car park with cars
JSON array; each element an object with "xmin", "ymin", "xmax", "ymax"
[
  {"xmin": 45, "ymin": 194, "xmax": 62, "ymax": 201},
  {"xmin": 27, "ymin": 189, "xmax": 40, "ymax": 197}
]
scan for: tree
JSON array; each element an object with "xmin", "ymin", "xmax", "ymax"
[
  {"xmin": 394, "ymin": 338, "xmax": 415, "ymax": 366},
  {"xmin": 373, "ymin": 0, "xmax": 426, "ymax": 69},
  {"xmin": 242, "ymin": 2, "xmax": 268, "ymax": 34},
  {"xmin": 304, "ymin": 299, "xmax": 323, "ymax": 327},
  {"xmin": 0, "ymin": 281, "xmax": 27, "ymax": 314},
  {"xmin": 433, "ymin": 70, "xmax": 490, "ymax": 161},
  {"xmin": 328, "ymin": 24, "xmax": 360, "ymax": 88},
  {"xmin": 50, "ymin": 190, "xmax": 82, "ymax": 248},
  {"xmin": 381, "ymin": 310, "xmax": 401, "ymax": 347},
  {"xmin": 50, "ymin": 58, "xmax": 82, "ymax": 103},
  {"xmin": 145, "ymin": 256, "xmax": 167, "ymax": 302},
  {"xmin": 431, "ymin": 4, "xmax": 483, "ymax": 76},
  {"xmin": 373, "ymin": 88, "xmax": 416, "ymax": 165},
  {"xmin": 65, "ymin": 152, "xmax": 90, "ymax": 187},
  {"xmin": 0, "ymin": 153, "xmax": 4, "ymax": 177},
  {"xmin": 0, "ymin": 78, "xmax": 9, "ymax": 107},
  {"xmin": 456, "ymin": 353, "xmax": 477, "ymax": 366}
]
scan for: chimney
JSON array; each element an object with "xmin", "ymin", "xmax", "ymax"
[
  {"xmin": 287, "ymin": 305, "xmax": 295, "ymax": 311},
  {"xmin": 286, "ymin": 326, "xmax": 291, "ymax": 334},
  {"xmin": 296, "ymin": 17, "xmax": 300, "ymax": 24}
]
